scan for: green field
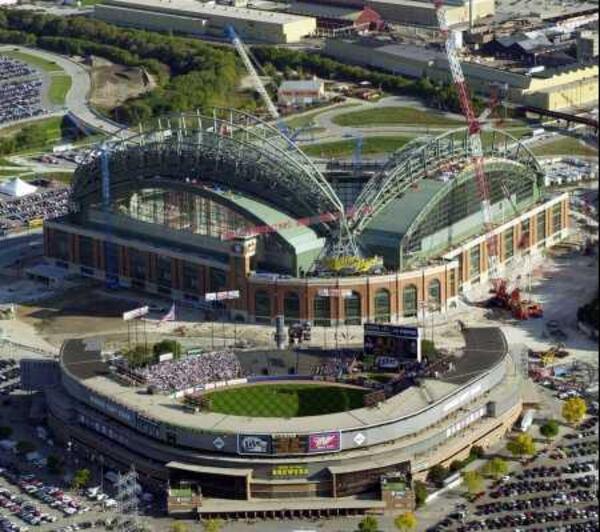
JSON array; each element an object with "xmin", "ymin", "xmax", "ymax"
[
  {"xmin": 332, "ymin": 106, "xmax": 463, "ymax": 127},
  {"xmin": 285, "ymin": 103, "xmax": 360, "ymax": 129},
  {"xmin": 48, "ymin": 74, "xmax": 72, "ymax": 106},
  {"xmin": 205, "ymin": 383, "xmax": 368, "ymax": 417},
  {"xmin": 531, "ymin": 137, "xmax": 598, "ymax": 157},
  {"xmin": 302, "ymin": 135, "xmax": 411, "ymax": 158}
]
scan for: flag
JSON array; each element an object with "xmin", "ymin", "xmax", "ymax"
[{"xmin": 159, "ymin": 303, "xmax": 176, "ymax": 324}]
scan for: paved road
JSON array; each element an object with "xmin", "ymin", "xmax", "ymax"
[{"xmin": 0, "ymin": 45, "xmax": 125, "ymax": 136}]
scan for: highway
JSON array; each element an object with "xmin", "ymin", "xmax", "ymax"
[{"xmin": 0, "ymin": 45, "xmax": 125, "ymax": 136}]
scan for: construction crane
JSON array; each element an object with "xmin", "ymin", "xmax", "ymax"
[
  {"xmin": 225, "ymin": 25, "xmax": 291, "ymax": 140},
  {"xmin": 432, "ymin": 0, "xmax": 499, "ymax": 284},
  {"xmin": 99, "ymin": 142, "xmax": 119, "ymax": 289}
]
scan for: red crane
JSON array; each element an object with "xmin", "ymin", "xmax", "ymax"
[{"xmin": 432, "ymin": 0, "xmax": 499, "ymax": 284}]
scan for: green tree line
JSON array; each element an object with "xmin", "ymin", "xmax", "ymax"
[
  {"xmin": 252, "ymin": 46, "xmax": 485, "ymax": 115},
  {"xmin": 0, "ymin": 9, "xmax": 247, "ymax": 124}
]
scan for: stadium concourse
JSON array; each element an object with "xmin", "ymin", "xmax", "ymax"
[{"xmin": 19, "ymin": 325, "xmax": 524, "ymax": 518}]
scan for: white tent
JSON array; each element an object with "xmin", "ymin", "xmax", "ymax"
[{"xmin": 0, "ymin": 177, "xmax": 37, "ymax": 198}]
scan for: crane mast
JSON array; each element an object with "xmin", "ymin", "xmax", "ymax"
[
  {"xmin": 432, "ymin": 1, "xmax": 499, "ymax": 279},
  {"xmin": 225, "ymin": 26, "xmax": 285, "ymax": 130}
]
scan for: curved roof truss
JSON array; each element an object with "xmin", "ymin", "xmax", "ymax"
[{"xmin": 351, "ymin": 128, "xmax": 545, "ymax": 237}]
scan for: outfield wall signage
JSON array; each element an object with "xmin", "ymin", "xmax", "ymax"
[
  {"xmin": 237, "ymin": 434, "xmax": 271, "ymax": 455},
  {"xmin": 205, "ymin": 290, "xmax": 240, "ymax": 302},
  {"xmin": 364, "ymin": 323, "xmax": 422, "ymax": 362},
  {"xmin": 308, "ymin": 431, "xmax": 341, "ymax": 452}
]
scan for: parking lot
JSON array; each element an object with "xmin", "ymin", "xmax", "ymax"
[
  {"xmin": 427, "ymin": 416, "xmax": 599, "ymax": 532},
  {"xmin": 0, "ymin": 56, "xmax": 48, "ymax": 126}
]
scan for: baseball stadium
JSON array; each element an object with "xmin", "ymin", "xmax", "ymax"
[
  {"xmin": 28, "ymin": 107, "xmax": 573, "ymax": 517},
  {"xmin": 26, "ymin": 324, "xmax": 521, "ymax": 518},
  {"xmin": 42, "ymin": 109, "xmax": 570, "ymax": 324}
]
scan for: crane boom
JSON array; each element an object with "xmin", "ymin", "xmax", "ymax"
[
  {"xmin": 433, "ymin": 1, "xmax": 498, "ymax": 279},
  {"xmin": 225, "ymin": 25, "xmax": 280, "ymax": 122}
]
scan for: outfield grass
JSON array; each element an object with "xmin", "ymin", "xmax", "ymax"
[
  {"xmin": 205, "ymin": 383, "xmax": 368, "ymax": 417},
  {"xmin": 530, "ymin": 137, "xmax": 598, "ymax": 157},
  {"xmin": 302, "ymin": 135, "xmax": 412, "ymax": 158},
  {"xmin": 332, "ymin": 106, "xmax": 463, "ymax": 127}
]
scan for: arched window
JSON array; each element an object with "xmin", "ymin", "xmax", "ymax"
[
  {"xmin": 403, "ymin": 285, "xmax": 418, "ymax": 318},
  {"xmin": 254, "ymin": 291, "xmax": 271, "ymax": 324},
  {"xmin": 313, "ymin": 295, "xmax": 331, "ymax": 327},
  {"xmin": 374, "ymin": 289, "xmax": 391, "ymax": 323},
  {"xmin": 283, "ymin": 292, "xmax": 300, "ymax": 324},
  {"xmin": 344, "ymin": 291, "xmax": 361, "ymax": 325},
  {"xmin": 428, "ymin": 279, "xmax": 441, "ymax": 309}
]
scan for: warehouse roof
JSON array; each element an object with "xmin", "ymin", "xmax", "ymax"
[
  {"xmin": 102, "ymin": 0, "xmax": 314, "ymax": 24},
  {"xmin": 279, "ymin": 79, "xmax": 325, "ymax": 92},
  {"xmin": 287, "ymin": 1, "xmax": 362, "ymax": 20}
]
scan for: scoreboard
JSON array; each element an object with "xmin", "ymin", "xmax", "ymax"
[
  {"xmin": 238, "ymin": 431, "xmax": 341, "ymax": 455},
  {"xmin": 272, "ymin": 435, "xmax": 304, "ymax": 454}
]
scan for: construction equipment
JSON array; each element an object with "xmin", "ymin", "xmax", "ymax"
[
  {"xmin": 486, "ymin": 279, "xmax": 543, "ymax": 320},
  {"xmin": 432, "ymin": 0, "xmax": 499, "ymax": 284},
  {"xmin": 225, "ymin": 25, "xmax": 291, "ymax": 140}
]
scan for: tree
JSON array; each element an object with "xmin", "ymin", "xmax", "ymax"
[
  {"xmin": 0, "ymin": 426, "xmax": 12, "ymax": 439},
  {"xmin": 540, "ymin": 419, "xmax": 560, "ymax": 440},
  {"xmin": 562, "ymin": 397, "xmax": 587, "ymax": 426},
  {"xmin": 123, "ymin": 344, "xmax": 154, "ymax": 369},
  {"xmin": 153, "ymin": 339, "xmax": 182, "ymax": 361},
  {"xmin": 46, "ymin": 454, "xmax": 64, "ymax": 475},
  {"xmin": 506, "ymin": 433, "xmax": 536, "ymax": 457},
  {"xmin": 462, "ymin": 471, "xmax": 484, "ymax": 494},
  {"xmin": 482, "ymin": 457, "xmax": 508, "ymax": 479},
  {"xmin": 413, "ymin": 480, "xmax": 428, "ymax": 508},
  {"xmin": 71, "ymin": 468, "xmax": 92, "ymax": 490},
  {"xmin": 470, "ymin": 445, "xmax": 485, "ymax": 459},
  {"xmin": 170, "ymin": 524, "xmax": 189, "ymax": 532},
  {"xmin": 449, "ymin": 459, "xmax": 464, "ymax": 473},
  {"xmin": 357, "ymin": 515, "xmax": 379, "ymax": 532},
  {"xmin": 426, "ymin": 464, "xmax": 448, "ymax": 488},
  {"xmin": 16, "ymin": 440, "xmax": 35, "ymax": 455},
  {"xmin": 201, "ymin": 519, "xmax": 223, "ymax": 532},
  {"xmin": 394, "ymin": 511, "xmax": 418, "ymax": 531}
]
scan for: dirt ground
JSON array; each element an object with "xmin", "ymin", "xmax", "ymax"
[
  {"xmin": 89, "ymin": 57, "xmax": 156, "ymax": 109},
  {"xmin": 0, "ymin": 226, "xmax": 597, "ymax": 373}
]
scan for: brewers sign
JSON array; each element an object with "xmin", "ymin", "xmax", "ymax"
[{"xmin": 364, "ymin": 323, "xmax": 422, "ymax": 363}]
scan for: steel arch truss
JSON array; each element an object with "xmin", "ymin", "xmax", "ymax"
[
  {"xmin": 350, "ymin": 128, "xmax": 545, "ymax": 236},
  {"xmin": 72, "ymin": 110, "xmax": 345, "ymax": 236}
]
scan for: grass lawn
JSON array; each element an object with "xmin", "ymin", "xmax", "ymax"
[
  {"xmin": 0, "ymin": 158, "xmax": 21, "ymax": 167},
  {"xmin": 302, "ymin": 135, "xmax": 412, "ymax": 158},
  {"xmin": 48, "ymin": 74, "xmax": 72, "ymax": 106},
  {"xmin": 285, "ymin": 103, "xmax": 360, "ymax": 129},
  {"xmin": 332, "ymin": 106, "xmax": 463, "ymax": 127},
  {"xmin": 0, "ymin": 116, "xmax": 74, "ymax": 154},
  {"xmin": 530, "ymin": 137, "xmax": 598, "ymax": 157},
  {"xmin": 205, "ymin": 383, "xmax": 368, "ymax": 417},
  {"xmin": 0, "ymin": 169, "xmax": 29, "ymax": 177},
  {"xmin": 1, "ymin": 50, "xmax": 63, "ymax": 74}
]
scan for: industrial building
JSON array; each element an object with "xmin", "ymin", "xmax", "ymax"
[
  {"xmin": 324, "ymin": 36, "xmax": 599, "ymax": 111},
  {"xmin": 94, "ymin": 0, "xmax": 317, "ymax": 44},
  {"xmin": 278, "ymin": 78, "xmax": 327, "ymax": 106}
]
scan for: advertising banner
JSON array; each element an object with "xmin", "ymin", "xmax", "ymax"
[
  {"xmin": 237, "ymin": 434, "xmax": 271, "ymax": 455},
  {"xmin": 122, "ymin": 306, "xmax": 149, "ymax": 321},
  {"xmin": 205, "ymin": 290, "xmax": 240, "ymax": 302},
  {"xmin": 363, "ymin": 323, "xmax": 422, "ymax": 362},
  {"xmin": 307, "ymin": 431, "xmax": 341, "ymax": 453}
]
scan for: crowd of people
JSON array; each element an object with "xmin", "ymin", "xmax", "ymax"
[
  {"xmin": 137, "ymin": 351, "xmax": 241, "ymax": 393},
  {"xmin": 0, "ymin": 185, "xmax": 70, "ymax": 234},
  {"xmin": 0, "ymin": 56, "xmax": 47, "ymax": 125}
]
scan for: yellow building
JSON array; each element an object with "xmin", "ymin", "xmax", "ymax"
[{"xmin": 95, "ymin": 0, "xmax": 317, "ymax": 44}]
